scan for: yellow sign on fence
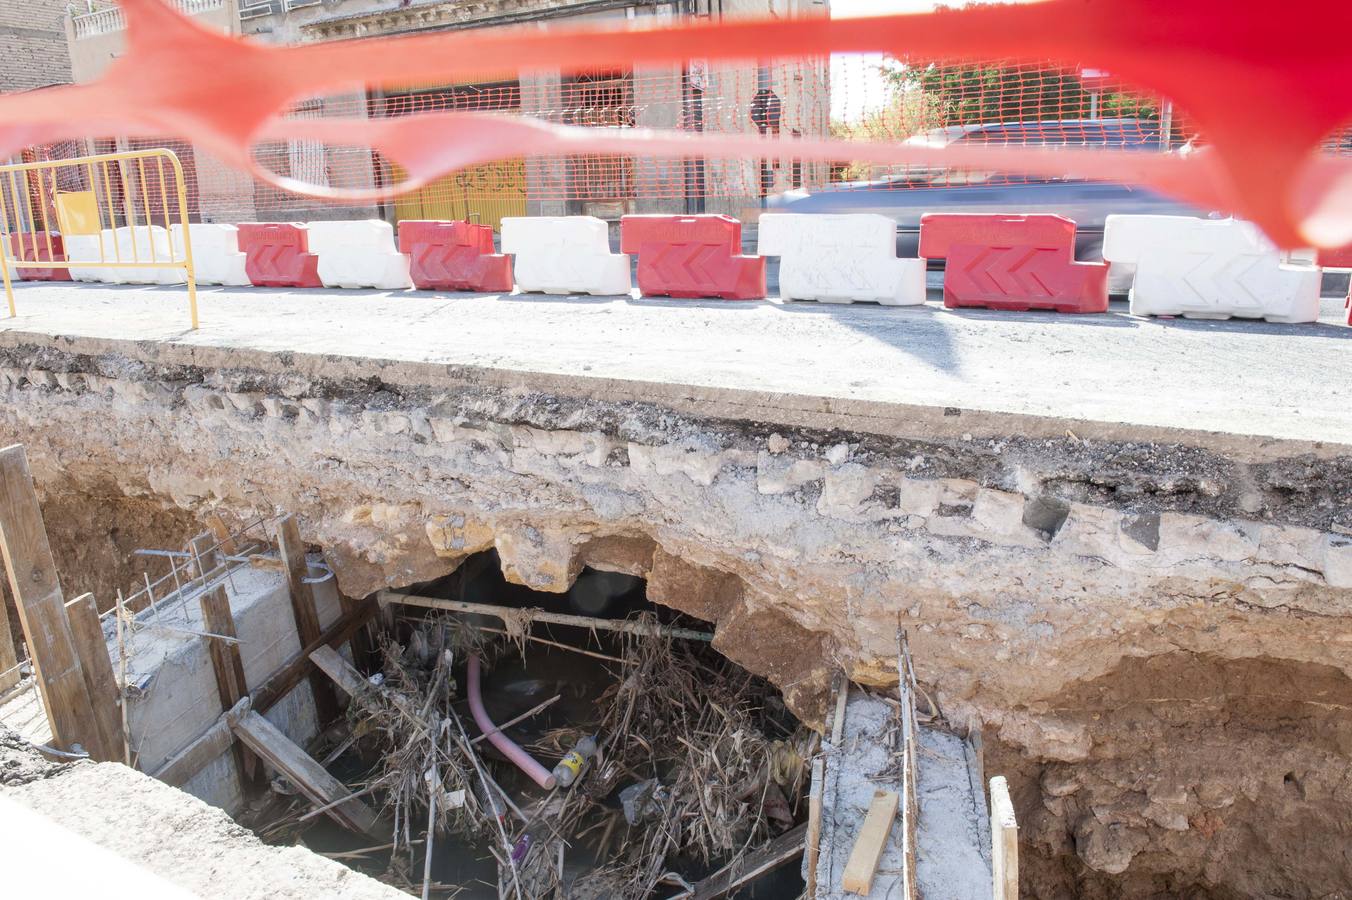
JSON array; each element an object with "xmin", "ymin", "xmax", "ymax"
[{"xmin": 0, "ymin": 147, "xmax": 199, "ymax": 329}]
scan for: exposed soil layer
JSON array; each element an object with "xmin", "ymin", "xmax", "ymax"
[
  {"xmin": 3, "ymin": 479, "xmax": 199, "ymax": 656},
  {"xmin": 989, "ymin": 653, "xmax": 1352, "ymax": 900}
]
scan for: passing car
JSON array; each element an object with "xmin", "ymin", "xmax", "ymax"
[{"xmin": 767, "ymin": 118, "xmax": 1206, "ymax": 278}]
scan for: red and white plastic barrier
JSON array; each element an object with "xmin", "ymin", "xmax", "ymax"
[
  {"xmin": 171, "ymin": 223, "xmax": 249, "ymax": 286},
  {"xmin": 919, "ymin": 214, "xmax": 1109, "ymax": 313},
  {"xmin": 758, "ymin": 213, "xmax": 925, "ymax": 305},
  {"xmin": 308, "ymin": 220, "xmax": 412, "ymax": 290},
  {"xmin": 398, "ymin": 220, "xmax": 513, "ymax": 292},
  {"xmin": 620, "ymin": 214, "xmax": 765, "ymax": 300},
  {"xmin": 237, "ymin": 223, "xmax": 322, "ymax": 288},
  {"xmin": 6, "ymin": 233, "xmax": 71, "ymax": 282},
  {"xmin": 500, "ymin": 216, "xmax": 631, "ymax": 296},
  {"xmin": 1104, "ymin": 215, "xmax": 1321, "ymax": 323}
]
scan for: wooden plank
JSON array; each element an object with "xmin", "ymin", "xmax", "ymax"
[
  {"xmin": 0, "ymin": 444, "xmax": 100, "ymax": 752},
  {"xmin": 337, "ymin": 587, "xmax": 373, "ymax": 669},
  {"xmin": 63, "ymin": 593, "xmax": 123, "ymax": 762},
  {"xmin": 841, "ymin": 789, "xmax": 899, "ymax": 895},
  {"xmin": 151, "ymin": 697, "xmax": 246, "ymax": 787},
  {"xmin": 205, "ymin": 512, "xmax": 238, "ymax": 556},
  {"xmin": 0, "ymin": 581, "xmax": 18, "ymax": 693},
  {"xmin": 276, "ymin": 515, "xmax": 339, "ymax": 726},
  {"xmin": 231, "ymin": 708, "xmax": 380, "ymax": 836},
  {"xmin": 189, "ymin": 531, "xmax": 224, "ymax": 581},
  {"xmin": 253, "ymin": 595, "xmax": 378, "ymax": 714},
  {"xmin": 806, "ymin": 672, "xmax": 848, "ymax": 898},
  {"xmin": 690, "ymin": 822, "xmax": 808, "ymax": 900},
  {"xmin": 199, "ymin": 584, "xmax": 259, "ymax": 783},
  {"xmin": 990, "ymin": 776, "xmax": 1019, "ymax": 900},
  {"xmin": 380, "ymin": 590, "xmax": 714, "ymax": 642},
  {"xmin": 309, "ymin": 644, "xmax": 368, "ymax": 698}
]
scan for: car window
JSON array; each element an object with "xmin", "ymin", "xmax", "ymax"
[{"xmin": 954, "ymin": 121, "xmax": 1160, "ymax": 150}]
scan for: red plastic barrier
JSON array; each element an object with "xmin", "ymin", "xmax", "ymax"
[
  {"xmin": 620, "ymin": 215, "xmax": 765, "ymax": 300},
  {"xmin": 919, "ymin": 214, "xmax": 1108, "ymax": 313},
  {"xmin": 397, "ymin": 220, "xmax": 513, "ymax": 292},
  {"xmin": 7, "ymin": 232, "xmax": 71, "ymax": 282},
  {"xmin": 237, "ymin": 223, "xmax": 321, "ymax": 288},
  {"xmin": 1318, "ymin": 246, "xmax": 1352, "ymax": 325}
]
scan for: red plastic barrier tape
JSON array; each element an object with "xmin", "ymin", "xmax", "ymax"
[
  {"xmin": 397, "ymin": 220, "xmax": 513, "ymax": 292},
  {"xmin": 7, "ymin": 233, "xmax": 71, "ymax": 282},
  {"xmin": 237, "ymin": 223, "xmax": 321, "ymax": 288},
  {"xmin": 620, "ymin": 215, "xmax": 765, "ymax": 300},
  {"xmin": 0, "ymin": 0, "xmax": 1348, "ymax": 250},
  {"xmin": 1317, "ymin": 246, "xmax": 1352, "ymax": 269},
  {"xmin": 920, "ymin": 214, "xmax": 1109, "ymax": 313}
]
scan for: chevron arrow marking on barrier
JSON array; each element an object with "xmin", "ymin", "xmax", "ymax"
[
  {"xmin": 692, "ymin": 244, "xmax": 728, "ymax": 291},
  {"xmin": 648, "ymin": 243, "xmax": 686, "ymax": 291},
  {"xmin": 817, "ymin": 239, "xmax": 873, "ymax": 293},
  {"xmin": 955, "ymin": 244, "xmax": 1076, "ymax": 300},
  {"xmin": 647, "ymin": 242, "xmax": 723, "ymax": 294},
  {"xmin": 1180, "ymin": 251, "xmax": 1269, "ymax": 310}
]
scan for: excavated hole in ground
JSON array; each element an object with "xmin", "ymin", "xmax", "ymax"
[
  {"xmin": 15, "ymin": 487, "xmax": 1352, "ymax": 900},
  {"xmin": 242, "ymin": 550, "xmax": 811, "ymax": 899}
]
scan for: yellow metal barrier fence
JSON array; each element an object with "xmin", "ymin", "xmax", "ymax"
[{"xmin": 0, "ymin": 148, "xmax": 198, "ymax": 329}]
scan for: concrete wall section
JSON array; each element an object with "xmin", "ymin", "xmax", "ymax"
[{"xmin": 119, "ymin": 561, "xmax": 344, "ymax": 815}]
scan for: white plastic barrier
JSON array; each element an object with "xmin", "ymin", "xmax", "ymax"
[
  {"xmin": 64, "ymin": 234, "xmax": 103, "ymax": 282},
  {"xmin": 1103, "ymin": 215, "xmax": 1321, "ymax": 323},
  {"xmin": 64, "ymin": 227, "xmax": 184, "ymax": 284},
  {"xmin": 307, "ymin": 220, "xmax": 412, "ymax": 290},
  {"xmin": 500, "ymin": 216, "xmax": 631, "ymax": 295},
  {"xmin": 757, "ymin": 213, "xmax": 927, "ymax": 305},
  {"xmin": 170, "ymin": 223, "xmax": 249, "ymax": 286}
]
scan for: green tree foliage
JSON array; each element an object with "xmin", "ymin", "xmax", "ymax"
[{"xmin": 885, "ymin": 62, "xmax": 1159, "ymax": 128}]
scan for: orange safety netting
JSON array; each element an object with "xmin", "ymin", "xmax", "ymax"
[{"xmin": 2, "ymin": 0, "xmax": 1350, "ymax": 248}]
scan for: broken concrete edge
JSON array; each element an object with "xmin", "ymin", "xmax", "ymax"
[
  {"xmin": 0, "ymin": 327, "xmax": 1347, "ymax": 460},
  {"xmin": 0, "ymin": 726, "xmax": 407, "ymax": 900}
]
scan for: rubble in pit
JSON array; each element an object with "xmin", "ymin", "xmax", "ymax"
[{"xmin": 252, "ymin": 572, "xmax": 814, "ymax": 899}]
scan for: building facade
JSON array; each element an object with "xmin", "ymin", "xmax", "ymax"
[
  {"xmin": 0, "ymin": 0, "xmax": 73, "ymax": 92},
  {"xmin": 56, "ymin": 0, "xmax": 831, "ymax": 228}
]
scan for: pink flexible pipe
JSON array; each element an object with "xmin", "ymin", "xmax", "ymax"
[{"xmin": 466, "ymin": 654, "xmax": 557, "ymax": 790}]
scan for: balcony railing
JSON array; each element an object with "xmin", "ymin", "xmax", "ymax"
[{"xmin": 71, "ymin": 0, "xmax": 225, "ymax": 39}]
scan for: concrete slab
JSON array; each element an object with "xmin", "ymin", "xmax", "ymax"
[
  {"xmin": 0, "ymin": 731, "xmax": 406, "ymax": 900},
  {"xmin": 811, "ymin": 688, "xmax": 991, "ymax": 900},
  {"xmin": 915, "ymin": 727, "xmax": 993, "ymax": 900},
  {"xmin": 813, "ymin": 691, "xmax": 910, "ymax": 900},
  {"xmin": 0, "ymin": 281, "xmax": 1348, "ymax": 448},
  {"xmin": 114, "ymin": 556, "xmax": 344, "ymax": 814}
]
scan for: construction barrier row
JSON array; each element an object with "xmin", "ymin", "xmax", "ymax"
[{"xmin": 13, "ymin": 214, "xmax": 1351, "ymax": 325}]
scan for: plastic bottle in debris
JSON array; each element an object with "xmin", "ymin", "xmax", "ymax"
[{"xmin": 551, "ymin": 735, "xmax": 598, "ymax": 788}]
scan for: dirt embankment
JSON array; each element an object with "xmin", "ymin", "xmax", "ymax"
[
  {"xmin": 3, "ymin": 481, "xmax": 199, "ymax": 654},
  {"xmin": 989, "ymin": 653, "xmax": 1352, "ymax": 899}
]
